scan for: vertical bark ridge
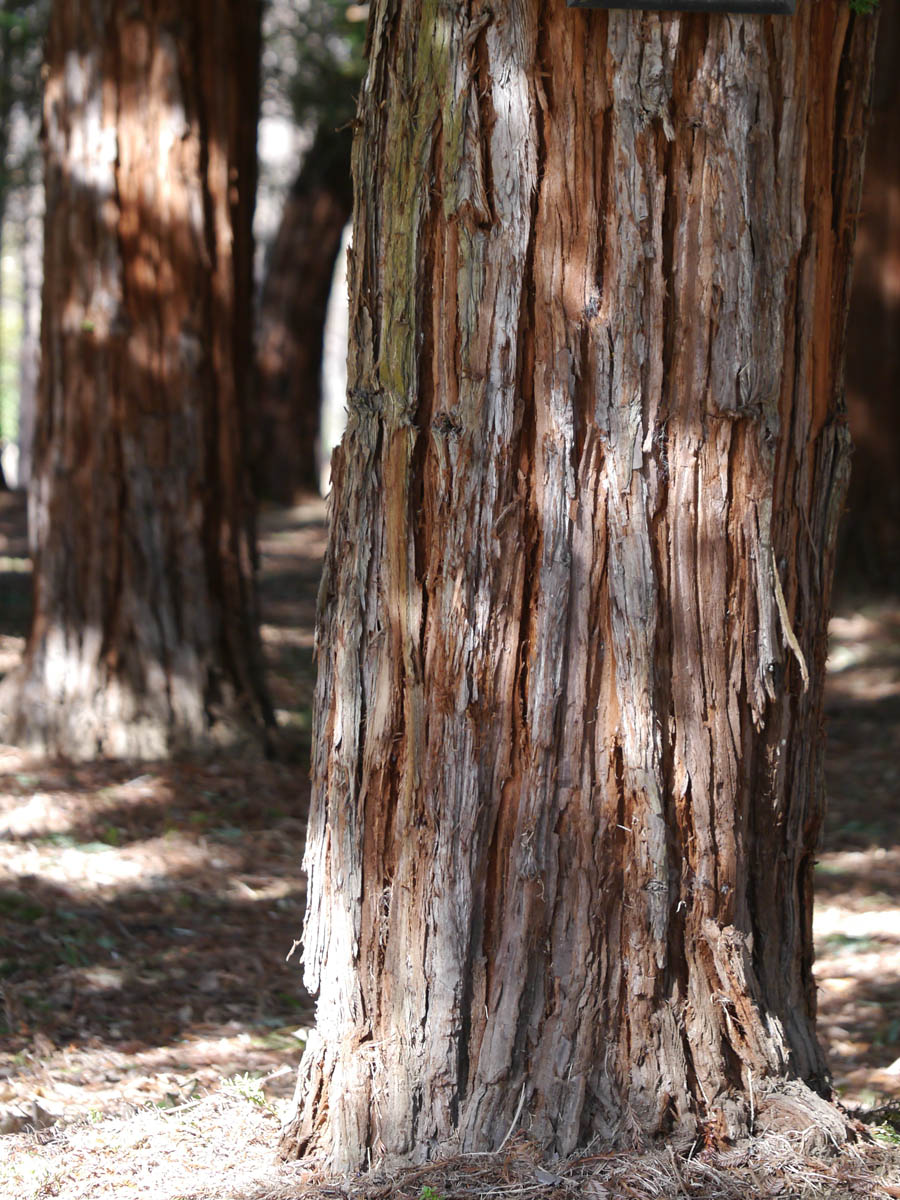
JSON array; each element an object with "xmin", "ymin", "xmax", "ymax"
[{"xmin": 284, "ymin": 0, "xmax": 878, "ymax": 1171}]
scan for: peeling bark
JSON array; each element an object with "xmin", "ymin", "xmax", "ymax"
[
  {"xmin": 281, "ymin": 0, "xmax": 878, "ymax": 1171},
  {"xmin": 0, "ymin": 0, "xmax": 272, "ymax": 759}
]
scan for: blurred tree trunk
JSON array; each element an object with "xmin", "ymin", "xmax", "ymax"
[
  {"xmin": 15, "ymin": 178, "xmax": 41, "ymax": 489},
  {"xmin": 0, "ymin": 0, "xmax": 272, "ymax": 758},
  {"xmin": 280, "ymin": 0, "xmax": 878, "ymax": 1172},
  {"xmin": 839, "ymin": 1, "xmax": 900, "ymax": 593},
  {"xmin": 254, "ymin": 125, "xmax": 353, "ymax": 503},
  {"xmin": 0, "ymin": 7, "xmax": 12, "ymax": 492}
]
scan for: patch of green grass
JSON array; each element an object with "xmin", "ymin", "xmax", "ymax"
[
  {"xmin": 813, "ymin": 860, "xmax": 844, "ymax": 876},
  {"xmin": 832, "ymin": 818, "xmax": 892, "ymax": 843},
  {"xmin": 33, "ymin": 832, "xmax": 115, "ymax": 854},
  {"xmin": 0, "ymin": 891, "xmax": 46, "ymax": 921},
  {"xmin": 250, "ymin": 1023, "xmax": 306, "ymax": 1052},
  {"xmin": 22, "ymin": 994, "xmax": 53, "ymax": 1015},
  {"xmin": 222, "ymin": 1071, "xmax": 277, "ymax": 1113},
  {"xmin": 273, "ymin": 991, "xmax": 306, "ymax": 1011},
  {"xmin": 871, "ymin": 1123, "xmax": 900, "ymax": 1146},
  {"xmin": 873, "ymin": 1019, "xmax": 900, "ymax": 1047},
  {"xmin": 820, "ymin": 932, "xmax": 877, "ymax": 954},
  {"xmin": 211, "ymin": 826, "xmax": 243, "ymax": 842}
]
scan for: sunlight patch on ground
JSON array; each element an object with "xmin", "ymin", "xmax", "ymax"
[
  {"xmin": 827, "ymin": 605, "xmax": 900, "ymax": 700},
  {"xmin": 0, "ymin": 833, "xmax": 219, "ymax": 893},
  {"xmin": 260, "ymin": 622, "xmax": 315, "ymax": 649},
  {"xmin": 815, "ymin": 904, "xmax": 900, "ymax": 943},
  {"xmin": 1, "ymin": 1027, "xmax": 302, "ymax": 1131}
]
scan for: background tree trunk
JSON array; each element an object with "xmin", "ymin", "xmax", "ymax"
[
  {"xmin": 14, "ymin": 175, "xmax": 41, "ymax": 490},
  {"xmin": 0, "ymin": 0, "xmax": 272, "ymax": 758},
  {"xmin": 254, "ymin": 126, "xmax": 353, "ymax": 503},
  {"xmin": 281, "ymin": 0, "xmax": 877, "ymax": 1173},
  {"xmin": 839, "ymin": 0, "xmax": 900, "ymax": 593}
]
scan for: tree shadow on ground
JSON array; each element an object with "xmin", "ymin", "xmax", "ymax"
[
  {"xmin": 0, "ymin": 757, "xmax": 312, "ymax": 1053},
  {"xmin": 816, "ymin": 601, "xmax": 900, "ymax": 1103},
  {"xmin": 0, "ymin": 497, "xmax": 327, "ymax": 1122}
]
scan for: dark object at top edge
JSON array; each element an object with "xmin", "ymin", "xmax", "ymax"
[{"xmin": 567, "ymin": 0, "xmax": 795, "ymax": 14}]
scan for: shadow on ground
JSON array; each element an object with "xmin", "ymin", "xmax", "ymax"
[{"xmin": 0, "ymin": 495, "xmax": 327, "ymax": 1122}]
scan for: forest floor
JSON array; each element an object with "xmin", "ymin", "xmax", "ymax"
[{"xmin": 0, "ymin": 488, "xmax": 898, "ymax": 1198}]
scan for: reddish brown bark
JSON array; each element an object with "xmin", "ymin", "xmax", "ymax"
[
  {"xmin": 0, "ymin": 0, "xmax": 272, "ymax": 758},
  {"xmin": 255, "ymin": 129, "xmax": 353, "ymax": 503},
  {"xmin": 280, "ymin": 0, "xmax": 878, "ymax": 1173}
]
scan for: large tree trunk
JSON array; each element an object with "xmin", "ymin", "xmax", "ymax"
[
  {"xmin": 839, "ymin": 0, "xmax": 900, "ymax": 593},
  {"xmin": 254, "ymin": 127, "xmax": 353, "ymax": 503},
  {"xmin": 0, "ymin": 0, "xmax": 272, "ymax": 759},
  {"xmin": 281, "ymin": 0, "xmax": 878, "ymax": 1172}
]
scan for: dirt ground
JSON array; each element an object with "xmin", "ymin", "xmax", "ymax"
[{"xmin": 0, "ymin": 488, "xmax": 898, "ymax": 1197}]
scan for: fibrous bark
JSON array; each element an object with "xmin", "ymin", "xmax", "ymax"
[
  {"xmin": 0, "ymin": 0, "xmax": 272, "ymax": 758},
  {"xmin": 281, "ymin": 0, "xmax": 877, "ymax": 1171}
]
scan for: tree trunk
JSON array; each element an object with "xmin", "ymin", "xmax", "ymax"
[
  {"xmin": 254, "ymin": 127, "xmax": 353, "ymax": 503},
  {"xmin": 281, "ymin": 0, "xmax": 878, "ymax": 1172},
  {"xmin": 0, "ymin": 0, "xmax": 272, "ymax": 759},
  {"xmin": 839, "ymin": 0, "xmax": 900, "ymax": 593},
  {"xmin": 15, "ymin": 175, "xmax": 42, "ymax": 491}
]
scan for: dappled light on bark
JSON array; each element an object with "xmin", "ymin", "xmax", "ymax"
[{"xmin": 281, "ymin": 0, "xmax": 880, "ymax": 1173}]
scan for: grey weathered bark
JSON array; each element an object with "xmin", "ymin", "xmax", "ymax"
[
  {"xmin": 0, "ymin": 0, "xmax": 272, "ymax": 758},
  {"xmin": 281, "ymin": 0, "xmax": 878, "ymax": 1172}
]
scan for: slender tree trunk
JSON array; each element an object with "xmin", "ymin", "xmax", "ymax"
[
  {"xmin": 839, "ymin": 0, "xmax": 900, "ymax": 593},
  {"xmin": 254, "ymin": 127, "xmax": 353, "ymax": 503},
  {"xmin": 281, "ymin": 0, "xmax": 878, "ymax": 1172},
  {"xmin": 0, "ymin": 11, "xmax": 11, "ymax": 491},
  {"xmin": 15, "ymin": 177, "xmax": 41, "ymax": 490},
  {"xmin": 0, "ymin": 0, "xmax": 272, "ymax": 759}
]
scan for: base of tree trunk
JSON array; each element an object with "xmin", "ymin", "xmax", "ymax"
[
  {"xmin": 279, "ymin": 0, "xmax": 879, "ymax": 1178},
  {"xmin": 278, "ymin": 1031, "xmax": 854, "ymax": 1170},
  {"xmin": 0, "ymin": 654, "xmax": 268, "ymax": 761},
  {"xmin": 277, "ymin": 1109, "xmax": 891, "ymax": 1200}
]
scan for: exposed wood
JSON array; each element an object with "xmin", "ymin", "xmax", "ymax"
[
  {"xmin": 0, "ymin": 0, "xmax": 272, "ymax": 758},
  {"xmin": 281, "ymin": 0, "xmax": 878, "ymax": 1172}
]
